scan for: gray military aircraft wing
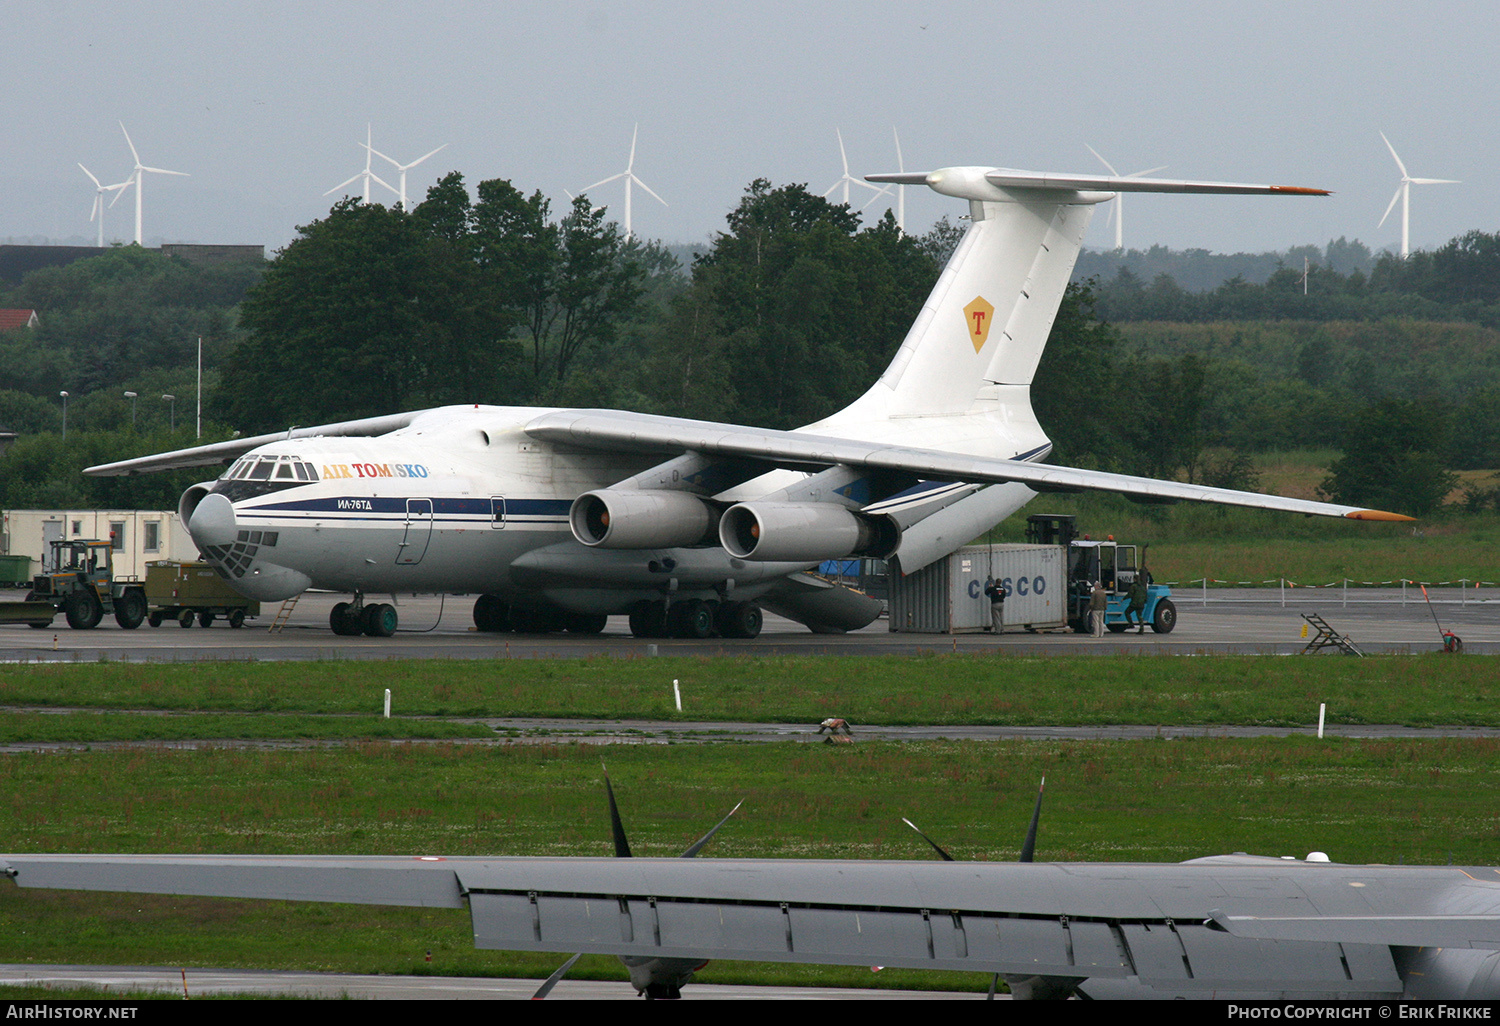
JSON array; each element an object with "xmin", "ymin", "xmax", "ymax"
[{"xmin": 7, "ymin": 851, "xmax": 1500, "ymax": 999}]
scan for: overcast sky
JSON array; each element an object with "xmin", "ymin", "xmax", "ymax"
[{"xmin": 3, "ymin": 1, "xmax": 1493, "ymax": 257}]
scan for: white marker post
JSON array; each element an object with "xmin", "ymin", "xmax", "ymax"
[
  {"xmin": 1317, "ymin": 702, "xmax": 1325, "ymax": 739},
  {"xmin": 384, "ymin": 688, "xmax": 392, "ymax": 719},
  {"xmin": 673, "ymin": 679, "xmax": 682, "ymax": 712}
]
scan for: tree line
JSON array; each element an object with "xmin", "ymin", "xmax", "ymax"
[{"xmin": 1, "ymin": 176, "xmax": 1493, "ymax": 519}]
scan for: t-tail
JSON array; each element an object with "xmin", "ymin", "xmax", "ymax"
[{"xmin": 822, "ymin": 165, "xmax": 1328, "ymax": 431}]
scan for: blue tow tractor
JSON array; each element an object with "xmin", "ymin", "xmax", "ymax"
[{"xmin": 1025, "ymin": 514, "xmax": 1176, "ymax": 634}]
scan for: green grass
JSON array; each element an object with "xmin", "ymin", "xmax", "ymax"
[{"xmin": 0, "ymin": 654, "xmax": 1496, "ymax": 729}]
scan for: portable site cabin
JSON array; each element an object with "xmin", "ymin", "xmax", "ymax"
[{"xmin": 0, "ymin": 509, "xmax": 197, "ymax": 585}]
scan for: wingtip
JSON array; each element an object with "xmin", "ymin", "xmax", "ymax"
[
  {"xmin": 1270, "ymin": 186, "xmax": 1333, "ymax": 196},
  {"xmin": 1344, "ymin": 509, "xmax": 1416, "ymax": 522}
]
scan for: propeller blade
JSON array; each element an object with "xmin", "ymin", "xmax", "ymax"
[
  {"xmin": 680, "ymin": 800, "xmax": 742, "ymax": 858},
  {"xmin": 632, "ymin": 175, "xmax": 668, "ymax": 208},
  {"xmin": 1380, "ymin": 131, "xmax": 1409, "ymax": 179},
  {"xmin": 582, "ymin": 172, "xmax": 625, "ymax": 192},
  {"xmin": 366, "ymin": 144, "xmax": 400, "ymax": 168},
  {"xmin": 1019, "ymin": 777, "xmax": 1045, "ymax": 863},
  {"xmin": 902, "ymin": 818, "xmax": 956, "ymax": 861},
  {"xmin": 405, "ymin": 143, "xmax": 448, "ymax": 170},
  {"xmin": 530, "ymin": 952, "xmax": 583, "ymax": 1000},
  {"xmin": 1377, "ymin": 185, "xmax": 1403, "ymax": 228},
  {"xmin": 78, "ymin": 163, "xmax": 102, "ymax": 189},
  {"xmin": 1085, "ymin": 143, "xmax": 1119, "ymax": 177},
  {"xmin": 119, "ymin": 122, "xmax": 141, "ymax": 166},
  {"xmin": 1409, "ymin": 177, "xmax": 1460, "ymax": 186},
  {"xmin": 324, "ymin": 173, "xmax": 363, "ymax": 197},
  {"xmin": 602, "ymin": 767, "xmax": 631, "ymax": 858}
]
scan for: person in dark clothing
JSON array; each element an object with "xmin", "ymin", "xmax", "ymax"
[
  {"xmin": 1126, "ymin": 575, "xmax": 1149, "ymax": 633},
  {"xmin": 984, "ymin": 578, "xmax": 1007, "ymax": 633}
]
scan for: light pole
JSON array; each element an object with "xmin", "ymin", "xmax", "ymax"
[
  {"xmin": 124, "ymin": 391, "xmax": 137, "ymax": 430},
  {"xmin": 162, "ymin": 394, "xmax": 176, "ymax": 432},
  {"xmin": 59, "ymin": 391, "xmax": 69, "ymax": 440}
]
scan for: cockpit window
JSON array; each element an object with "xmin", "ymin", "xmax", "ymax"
[
  {"xmin": 248, "ymin": 460, "xmax": 273, "ymax": 480},
  {"xmin": 274, "ymin": 463, "xmax": 295, "ymax": 480}
]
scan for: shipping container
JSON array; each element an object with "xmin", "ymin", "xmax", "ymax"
[{"xmin": 888, "ymin": 544, "xmax": 1066, "ymax": 633}]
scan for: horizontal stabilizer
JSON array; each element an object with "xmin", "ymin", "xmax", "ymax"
[{"xmin": 868, "ymin": 166, "xmax": 1330, "ymax": 199}]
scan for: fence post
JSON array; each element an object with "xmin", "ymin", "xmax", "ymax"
[
  {"xmin": 1461, "ymin": 580, "xmax": 1468, "ymax": 607},
  {"xmin": 1280, "ymin": 577, "xmax": 1285, "ymax": 608},
  {"xmin": 1342, "ymin": 578, "xmax": 1347, "ymax": 608}
]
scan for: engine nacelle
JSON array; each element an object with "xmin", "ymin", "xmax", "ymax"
[
  {"xmin": 569, "ymin": 489, "xmax": 716, "ymax": 549},
  {"xmin": 719, "ymin": 502, "xmax": 900, "ymax": 562}
]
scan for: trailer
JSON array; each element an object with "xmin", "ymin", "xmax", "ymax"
[{"xmin": 142, "ymin": 561, "xmax": 260, "ymax": 628}]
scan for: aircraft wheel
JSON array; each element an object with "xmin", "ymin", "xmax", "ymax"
[
  {"xmin": 228, "ymin": 608, "xmax": 246, "ymax": 629},
  {"xmin": 363, "ymin": 602, "xmax": 397, "ymax": 637},
  {"xmin": 179, "ymin": 610, "xmax": 195, "ymax": 628},
  {"xmin": 510, "ymin": 607, "xmax": 555, "ymax": 634},
  {"xmin": 330, "ymin": 602, "xmax": 361, "ymax": 636},
  {"xmin": 628, "ymin": 602, "xmax": 667, "ymax": 638},
  {"xmin": 1151, "ymin": 599, "xmax": 1177, "ymax": 634},
  {"xmin": 198, "ymin": 611, "xmax": 215, "ymax": 628},
  {"xmin": 65, "ymin": 590, "xmax": 103, "ymax": 630},
  {"xmin": 717, "ymin": 601, "xmax": 763, "ymax": 639},
  {"xmin": 113, "ymin": 588, "xmax": 147, "ymax": 629},
  {"xmin": 473, "ymin": 594, "xmax": 510, "ymax": 632},
  {"xmin": 564, "ymin": 612, "xmax": 608, "ymax": 634},
  {"xmin": 147, "ymin": 611, "xmax": 164, "ymax": 628},
  {"xmin": 667, "ymin": 599, "xmax": 713, "ymax": 639}
]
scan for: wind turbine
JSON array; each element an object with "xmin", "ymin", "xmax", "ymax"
[
  {"xmin": 822, "ymin": 129, "xmax": 886, "ymax": 210},
  {"xmin": 325, "ymin": 125, "xmax": 396, "ymax": 205},
  {"xmin": 580, "ymin": 124, "xmax": 666, "ymax": 239},
  {"xmin": 1378, "ymin": 132, "xmax": 1459, "ymax": 259},
  {"xmin": 1085, "ymin": 145, "xmax": 1166, "ymax": 252},
  {"xmin": 78, "ymin": 164, "xmax": 129, "ymax": 247},
  {"xmin": 109, "ymin": 123, "xmax": 189, "ymax": 246},
  {"xmin": 367, "ymin": 140, "xmax": 449, "ymax": 211}
]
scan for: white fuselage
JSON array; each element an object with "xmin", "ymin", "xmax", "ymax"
[{"xmin": 186, "ymin": 403, "xmax": 1048, "ymax": 612}]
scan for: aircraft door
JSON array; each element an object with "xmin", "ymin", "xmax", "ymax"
[
  {"xmin": 490, "ymin": 497, "xmax": 506, "ymax": 529},
  {"xmin": 397, "ymin": 499, "xmax": 434, "ymax": 565}
]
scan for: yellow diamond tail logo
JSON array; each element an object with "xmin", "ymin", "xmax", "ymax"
[{"xmin": 963, "ymin": 296, "xmax": 995, "ymax": 354}]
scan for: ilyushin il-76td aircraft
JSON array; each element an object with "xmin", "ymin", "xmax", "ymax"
[{"xmin": 89, "ymin": 163, "xmax": 1409, "ymax": 637}]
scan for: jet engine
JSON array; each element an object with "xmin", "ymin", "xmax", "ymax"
[
  {"xmin": 569, "ymin": 489, "xmax": 717, "ymax": 549},
  {"xmin": 719, "ymin": 502, "xmax": 900, "ymax": 562}
]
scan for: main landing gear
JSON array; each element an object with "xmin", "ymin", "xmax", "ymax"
[
  {"xmin": 627, "ymin": 598, "xmax": 762, "ymax": 640},
  {"xmin": 330, "ymin": 596, "xmax": 398, "ymax": 637},
  {"xmin": 471, "ymin": 595, "xmax": 607, "ymax": 635},
  {"xmin": 468, "ymin": 595, "xmax": 763, "ymax": 639}
]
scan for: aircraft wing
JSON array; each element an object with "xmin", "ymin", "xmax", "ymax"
[
  {"xmin": 525, "ymin": 410, "xmax": 1411, "ymax": 521},
  {"xmin": 82, "ymin": 411, "xmax": 438, "ymax": 477},
  {"xmin": 8, "ymin": 853, "xmax": 1500, "ymax": 995}
]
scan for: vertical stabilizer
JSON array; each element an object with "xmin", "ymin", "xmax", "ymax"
[
  {"xmin": 834, "ymin": 186, "xmax": 1094, "ymax": 422},
  {"xmin": 829, "ymin": 165, "xmax": 1329, "ymax": 427}
]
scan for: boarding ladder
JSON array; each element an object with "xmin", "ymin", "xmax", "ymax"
[
  {"xmin": 1300, "ymin": 613, "xmax": 1363, "ymax": 656},
  {"xmin": 268, "ymin": 594, "xmax": 300, "ymax": 633}
]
